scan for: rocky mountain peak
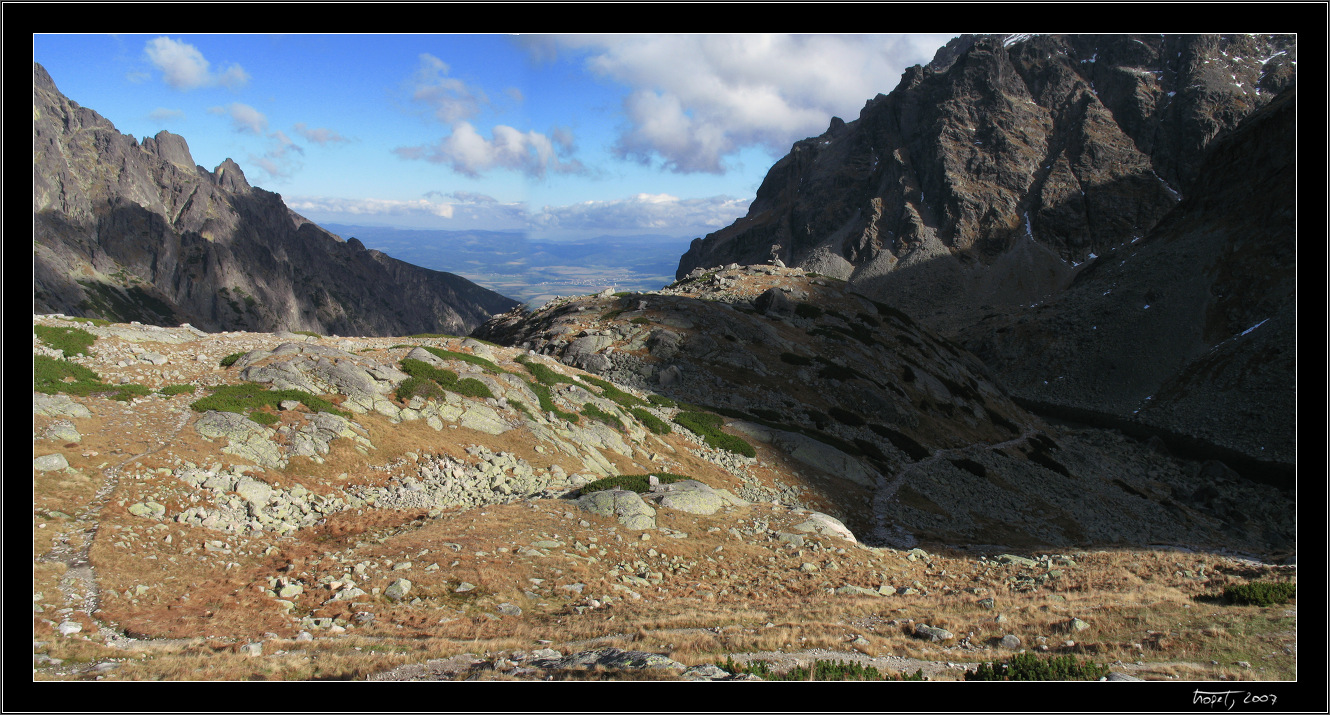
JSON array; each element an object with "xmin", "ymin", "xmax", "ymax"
[
  {"xmin": 142, "ymin": 130, "xmax": 197, "ymax": 171},
  {"xmin": 213, "ymin": 157, "xmax": 251, "ymax": 193}
]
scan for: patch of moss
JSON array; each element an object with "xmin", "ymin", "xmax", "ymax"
[{"xmin": 34, "ymin": 325, "xmax": 96, "ymax": 357}]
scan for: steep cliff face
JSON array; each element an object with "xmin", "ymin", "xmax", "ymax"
[
  {"xmin": 677, "ymin": 34, "xmax": 1295, "ymax": 321},
  {"xmin": 963, "ymin": 87, "xmax": 1297, "ymax": 470},
  {"xmin": 32, "ymin": 62, "xmax": 517, "ymax": 336}
]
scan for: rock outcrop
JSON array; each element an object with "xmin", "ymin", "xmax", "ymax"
[{"xmin": 32, "ymin": 62, "xmax": 517, "ymax": 336}]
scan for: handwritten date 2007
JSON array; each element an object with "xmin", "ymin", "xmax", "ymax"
[{"xmin": 1194, "ymin": 690, "xmax": 1278, "ymax": 710}]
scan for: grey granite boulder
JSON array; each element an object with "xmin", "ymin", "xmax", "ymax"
[
  {"xmin": 577, "ymin": 489, "xmax": 656, "ymax": 530},
  {"xmin": 647, "ymin": 480, "xmax": 728, "ymax": 515},
  {"xmin": 914, "ymin": 624, "xmax": 954, "ymax": 642},
  {"xmin": 34, "ymin": 453, "xmax": 69, "ymax": 472},
  {"xmin": 791, "ymin": 512, "xmax": 858, "ymax": 543},
  {"xmin": 33, "ymin": 393, "xmax": 92, "ymax": 419}
]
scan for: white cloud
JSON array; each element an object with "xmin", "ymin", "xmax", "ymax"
[
  {"xmin": 209, "ymin": 103, "xmax": 268, "ymax": 134},
  {"xmin": 407, "ymin": 53, "xmax": 486, "ymax": 123},
  {"xmin": 292, "ymin": 122, "xmax": 349, "ymax": 146},
  {"xmin": 535, "ymin": 34, "xmax": 957, "ymax": 173},
  {"xmin": 532, "ymin": 193, "xmax": 748, "ymax": 233},
  {"xmin": 286, "ymin": 196, "xmax": 456, "ymax": 219},
  {"xmin": 143, "ymin": 36, "xmax": 249, "ymax": 91},
  {"xmin": 393, "ymin": 121, "xmax": 584, "ymax": 179},
  {"xmin": 148, "ymin": 107, "xmax": 185, "ymax": 122}
]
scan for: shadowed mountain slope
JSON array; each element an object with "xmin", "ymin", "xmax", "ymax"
[{"xmin": 33, "ymin": 62, "xmax": 517, "ymax": 336}]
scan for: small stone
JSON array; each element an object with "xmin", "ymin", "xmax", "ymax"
[
  {"xmin": 497, "ymin": 603, "xmax": 523, "ymax": 617},
  {"xmin": 240, "ymin": 642, "xmax": 263, "ymax": 656},
  {"xmin": 384, "ymin": 579, "xmax": 412, "ymax": 601},
  {"xmin": 34, "ymin": 454, "xmax": 69, "ymax": 472},
  {"xmin": 1000, "ymin": 634, "xmax": 1022, "ymax": 649},
  {"xmin": 979, "ymin": 597, "xmax": 996, "ymax": 610},
  {"xmin": 455, "ymin": 582, "xmax": 475, "ymax": 593},
  {"xmin": 57, "ymin": 621, "xmax": 82, "ymax": 636}
]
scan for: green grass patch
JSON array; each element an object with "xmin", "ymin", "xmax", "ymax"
[
  {"xmin": 580, "ymin": 402, "xmax": 625, "ymax": 430},
  {"xmin": 580, "ymin": 473, "xmax": 694, "ymax": 494},
  {"xmin": 629, "ymin": 407, "xmax": 671, "ymax": 435},
  {"xmin": 219, "ymin": 352, "xmax": 245, "ymax": 367},
  {"xmin": 291, "ymin": 330, "xmax": 323, "ymax": 338},
  {"xmin": 673, "ymin": 411, "xmax": 756, "ymax": 458},
  {"xmin": 34, "ymin": 325, "xmax": 97, "ymax": 357},
  {"xmin": 965, "ymin": 653, "xmax": 1109, "ymax": 681},
  {"xmin": 1223, "ymin": 581, "xmax": 1296, "ymax": 607},
  {"xmin": 630, "ymin": 316, "xmax": 650, "ymax": 325},
  {"xmin": 599, "ymin": 308, "xmax": 627, "ymax": 322},
  {"xmin": 190, "ymin": 383, "xmax": 348, "ymax": 423},
  {"xmin": 158, "ymin": 384, "xmax": 197, "ymax": 397},
  {"xmin": 65, "ymin": 317, "xmax": 111, "ymax": 327}
]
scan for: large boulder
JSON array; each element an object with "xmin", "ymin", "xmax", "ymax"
[{"xmin": 577, "ymin": 489, "xmax": 657, "ymax": 530}]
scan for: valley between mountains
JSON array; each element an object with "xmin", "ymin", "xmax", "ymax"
[{"xmin": 31, "ymin": 32, "xmax": 1300, "ymax": 691}]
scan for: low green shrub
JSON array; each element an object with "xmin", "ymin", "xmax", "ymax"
[
  {"xmin": 647, "ymin": 394, "xmax": 676, "ymax": 408},
  {"xmin": 190, "ymin": 383, "xmax": 347, "ymax": 422},
  {"xmin": 396, "ymin": 376, "xmax": 445, "ymax": 403},
  {"xmin": 420, "ymin": 345, "xmax": 503, "ymax": 374},
  {"xmin": 1223, "ymin": 581, "xmax": 1296, "ymax": 606},
  {"xmin": 673, "ymin": 410, "xmax": 756, "ymax": 458},
  {"xmin": 717, "ymin": 657, "xmax": 924, "ymax": 681},
  {"xmin": 159, "ymin": 384, "xmax": 196, "ymax": 397},
  {"xmin": 965, "ymin": 653, "xmax": 1109, "ymax": 681},
  {"xmin": 507, "ymin": 398, "xmax": 534, "ymax": 419},
  {"xmin": 630, "ymin": 316, "xmax": 650, "ymax": 325},
  {"xmin": 219, "ymin": 352, "xmax": 245, "ymax": 367},
  {"xmin": 779, "ymin": 352, "xmax": 812, "ymax": 366},
  {"xmin": 629, "ymin": 407, "xmax": 671, "ymax": 434},
  {"xmin": 34, "ymin": 356, "xmax": 149, "ymax": 401},
  {"xmin": 453, "ymin": 377, "xmax": 494, "ymax": 399},
  {"xmin": 580, "ymin": 473, "xmax": 693, "ymax": 494},
  {"xmin": 291, "ymin": 330, "xmax": 323, "ymax": 338},
  {"xmin": 515, "ymin": 355, "xmax": 574, "ymax": 385},
  {"xmin": 578, "ymin": 374, "xmax": 649, "ymax": 409},
  {"xmin": 794, "ymin": 302, "xmax": 823, "ymax": 319},
  {"xmin": 248, "ymin": 410, "xmax": 280, "ymax": 425},
  {"xmin": 581, "ymin": 402, "xmax": 625, "ymax": 430},
  {"xmin": 528, "ymin": 381, "xmax": 580, "ymax": 423},
  {"xmin": 34, "ymin": 325, "xmax": 97, "ymax": 357}
]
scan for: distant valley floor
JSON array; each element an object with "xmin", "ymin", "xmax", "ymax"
[{"xmin": 322, "ymin": 224, "xmax": 691, "ymax": 305}]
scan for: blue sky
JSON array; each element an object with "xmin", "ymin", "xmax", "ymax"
[{"xmin": 34, "ymin": 33, "xmax": 958, "ymax": 239}]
